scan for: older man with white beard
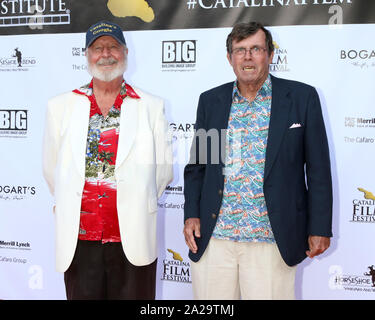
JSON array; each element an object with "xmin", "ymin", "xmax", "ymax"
[{"xmin": 42, "ymin": 21, "xmax": 173, "ymax": 300}]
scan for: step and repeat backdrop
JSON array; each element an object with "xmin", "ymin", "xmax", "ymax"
[{"xmin": 0, "ymin": 0, "xmax": 374, "ymax": 300}]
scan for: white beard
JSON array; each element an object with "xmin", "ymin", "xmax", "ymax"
[{"xmin": 87, "ymin": 56, "xmax": 127, "ymax": 82}]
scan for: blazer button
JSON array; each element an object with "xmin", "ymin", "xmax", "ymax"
[
  {"xmin": 211, "ymin": 213, "xmax": 217, "ymax": 219},
  {"xmin": 218, "ymin": 189, "xmax": 223, "ymax": 195}
]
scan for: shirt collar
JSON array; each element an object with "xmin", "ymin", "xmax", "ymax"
[
  {"xmin": 232, "ymin": 74, "xmax": 272, "ymax": 103},
  {"xmin": 73, "ymin": 79, "xmax": 140, "ymax": 117},
  {"xmin": 73, "ymin": 79, "xmax": 141, "ymax": 102}
]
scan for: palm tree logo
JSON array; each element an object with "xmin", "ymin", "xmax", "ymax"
[
  {"xmin": 364, "ymin": 265, "xmax": 375, "ymax": 287},
  {"xmin": 13, "ymin": 48, "xmax": 22, "ymax": 67}
]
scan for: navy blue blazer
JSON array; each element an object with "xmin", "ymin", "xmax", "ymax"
[{"xmin": 184, "ymin": 75, "xmax": 333, "ymax": 267}]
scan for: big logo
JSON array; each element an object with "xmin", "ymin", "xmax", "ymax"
[
  {"xmin": 162, "ymin": 40, "xmax": 197, "ymax": 71},
  {"xmin": 0, "ymin": 109, "xmax": 28, "ymax": 138}
]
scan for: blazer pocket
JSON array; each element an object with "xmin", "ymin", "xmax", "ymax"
[{"xmin": 148, "ymin": 196, "xmax": 158, "ymax": 213}]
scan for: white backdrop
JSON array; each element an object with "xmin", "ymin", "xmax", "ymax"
[{"xmin": 1, "ymin": 22, "xmax": 375, "ymax": 300}]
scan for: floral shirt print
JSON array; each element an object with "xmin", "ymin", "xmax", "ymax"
[
  {"xmin": 73, "ymin": 79, "xmax": 140, "ymax": 243},
  {"xmin": 212, "ymin": 75, "xmax": 275, "ymax": 243}
]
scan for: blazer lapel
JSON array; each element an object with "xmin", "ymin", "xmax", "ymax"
[
  {"xmin": 217, "ymin": 82, "xmax": 234, "ymax": 168},
  {"xmin": 70, "ymin": 95, "xmax": 90, "ymax": 179},
  {"xmin": 115, "ymin": 96, "xmax": 138, "ymax": 170},
  {"xmin": 264, "ymin": 75, "xmax": 291, "ymax": 181}
]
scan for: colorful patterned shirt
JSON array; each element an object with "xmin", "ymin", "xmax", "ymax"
[
  {"xmin": 212, "ymin": 75, "xmax": 275, "ymax": 243},
  {"xmin": 73, "ymin": 79, "xmax": 140, "ymax": 243}
]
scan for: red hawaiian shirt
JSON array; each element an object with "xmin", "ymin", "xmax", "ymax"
[{"xmin": 73, "ymin": 79, "xmax": 140, "ymax": 243}]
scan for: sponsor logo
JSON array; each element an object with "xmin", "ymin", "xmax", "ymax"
[
  {"xmin": 269, "ymin": 41, "xmax": 290, "ymax": 72},
  {"xmin": 162, "ymin": 40, "xmax": 196, "ymax": 72},
  {"xmin": 165, "ymin": 185, "xmax": 183, "ymax": 196},
  {"xmin": 0, "ymin": 256, "xmax": 28, "ymax": 264},
  {"xmin": 0, "ymin": 48, "xmax": 37, "ymax": 71},
  {"xmin": 340, "ymin": 49, "xmax": 375, "ymax": 69},
  {"xmin": 170, "ymin": 122, "xmax": 195, "ymax": 140},
  {"xmin": 157, "ymin": 201, "xmax": 184, "ymax": 210},
  {"xmin": 344, "ymin": 136, "xmax": 375, "ymax": 144},
  {"xmin": 0, "ymin": 110, "xmax": 28, "ymax": 138},
  {"xmin": 329, "ymin": 264, "xmax": 375, "ymax": 293},
  {"xmin": 345, "ymin": 117, "xmax": 375, "ymax": 128},
  {"xmin": 72, "ymin": 47, "xmax": 85, "ymax": 57},
  {"xmin": 0, "ymin": 240, "xmax": 31, "ymax": 251},
  {"xmin": 71, "ymin": 46, "xmax": 87, "ymax": 71},
  {"xmin": 0, "ymin": 0, "xmax": 70, "ymax": 29},
  {"xmin": 161, "ymin": 249, "xmax": 191, "ymax": 283},
  {"xmin": 0, "ymin": 185, "xmax": 36, "ymax": 201},
  {"xmin": 351, "ymin": 188, "xmax": 375, "ymax": 223}
]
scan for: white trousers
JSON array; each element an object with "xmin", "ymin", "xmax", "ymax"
[{"xmin": 191, "ymin": 238, "xmax": 297, "ymax": 300}]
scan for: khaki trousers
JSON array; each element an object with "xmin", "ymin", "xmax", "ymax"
[{"xmin": 191, "ymin": 238, "xmax": 297, "ymax": 300}]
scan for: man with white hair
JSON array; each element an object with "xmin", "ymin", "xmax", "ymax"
[{"xmin": 43, "ymin": 21, "xmax": 173, "ymax": 299}]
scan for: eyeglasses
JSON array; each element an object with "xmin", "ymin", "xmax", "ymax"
[
  {"xmin": 90, "ymin": 44, "xmax": 123, "ymax": 54},
  {"xmin": 232, "ymin": 46, "xmax": 267, "ymax": 57}
]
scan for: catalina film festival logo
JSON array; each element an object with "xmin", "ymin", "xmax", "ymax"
[
  {"xmin": 351, "ymin": 188, "xmax": 375, "ymax": 223},
  {"xmin": 161, "ymin": 249, "xmax": 191, "ymax": 283},
  {"xmin": 269, "ymin": 41, "xmax": 289, "ymax": 72}
]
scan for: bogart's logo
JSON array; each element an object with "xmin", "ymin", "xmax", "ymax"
[
  {"xmin": 0, "ymin": 185, "xmax": 36, "ymax": 201},
  {"xmin": 340, "ymin": 49, "xmax": 375, "ymax": 69},
  {"xmin": 351, "ymin": 187, "xmax": 375, "ymax": 223},
  {"xmin": 161, "ymin": 249, "xmax": 191, "ymax": 283},
  {"xmin": 270, "ymin": 41, "xmax": 290, "ymax": 72},
  {"xmin": 0, "ymin": 0, "xmax": 70, "ymax": 29},
  {"xmin": 169, "ymin": 122, "xmax": 195, "ymax": 140}
]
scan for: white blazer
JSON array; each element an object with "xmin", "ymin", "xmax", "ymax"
[{"xmin": 42, "ymin": 87, "xmax": 173, "ymax": 272}]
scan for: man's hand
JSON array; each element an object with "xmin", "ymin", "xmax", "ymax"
[
  {"xmin": 306, "ymin": 235, "xmax": 330, "ymax": 258},
  {"xmin": 183, "ymin": 218, "xmax": 201, "ymax": 254}
]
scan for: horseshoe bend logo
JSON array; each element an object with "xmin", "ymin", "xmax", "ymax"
[{"xmin": 107, "ymin": 0, "xmax": 154, "ymax": 23}]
